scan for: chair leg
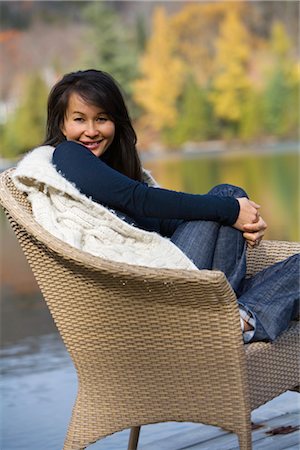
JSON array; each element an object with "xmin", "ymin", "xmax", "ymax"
[
  {"xmin": 127, "ymin": 426, "xmax": 141, "ymax": 450},
  {"xmin": 238, "ymin": 429, "xmax": 252, "ymax": 450}
]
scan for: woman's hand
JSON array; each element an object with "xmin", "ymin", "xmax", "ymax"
[
  {"xmin": 243, "ymin": 216, "xmax": 267, "ymax": 247},
  {"xmin": 233, "ymin": 197, "xmax": 267, "ymax": 247},
  {"xmin": 233, "ymin": 198, "xmax": 261, "ymax": 231}
]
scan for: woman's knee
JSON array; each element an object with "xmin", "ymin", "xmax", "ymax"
[
  {"xmin": 208, "ymin": 183, "xmax": 248, "ymax": 199},
  {"xmin": 283, "ymin": 253, "xmax": 300, "ymax": 272}
]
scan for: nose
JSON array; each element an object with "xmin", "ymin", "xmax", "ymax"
[{"xmin": 85, "ymin": 123, "xmax": 100, "ymax": 138}]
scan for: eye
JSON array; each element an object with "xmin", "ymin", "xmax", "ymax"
[
  {"xmin": 74, "ymin": 117, "xmax": 84, "ymax": 122},
  {"xmin": 97, "ymin": 116, "xmax": 108, "ymax": 122}
]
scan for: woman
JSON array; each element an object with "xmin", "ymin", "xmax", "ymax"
[{"xmin": 43, "ymin": 69, "xmax": 298, "ymax": 343}]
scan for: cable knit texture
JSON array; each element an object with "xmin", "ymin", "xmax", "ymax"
[{"xmin": 12, "ymin": 146, "xmax": 197, "ymax": 270}]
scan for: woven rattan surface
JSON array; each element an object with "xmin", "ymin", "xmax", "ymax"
[{"xmin": 1, "ymin": 168, "xmax": 299, "ymax": 450}]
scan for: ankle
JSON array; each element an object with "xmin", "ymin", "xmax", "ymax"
[{"xmin": 243, "ymin": 320, "xmax": 254, "ymax": 332}]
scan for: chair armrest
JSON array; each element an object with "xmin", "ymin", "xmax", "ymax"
[{"xmin": 246, "ymin": 240, "xmax": 300, "ymax": 277}]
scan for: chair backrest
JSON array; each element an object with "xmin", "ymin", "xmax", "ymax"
[{"xmin": 0, "ymin": 168, "xmax": 251, "ymax": 448}]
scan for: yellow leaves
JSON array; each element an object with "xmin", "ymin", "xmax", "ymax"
[
  {"xmin": 134, "ymin": 3, "xmax": 251, "ymax": 131},
  {"xmin": 216, "ymin": 11, "xmax": 250, "ymax": 64},
  {"xmin": 133, "ymin": 7, "xmax": 185, "ymax": 131},
  {"xmin": 292, "ymin": 62, "xmax": 300, "ymax": 84},
  {"xmin": 132, "ymin": 1, "xmax": 298, "ymax": 142},
  {"xmin": 170, "ymin": 1, "xmax": 250, "ymax": 85},
  {"xmin": 210, "ymin": 9, "xmax": 252, "ymax": 122},
  {"xmin": 264, "ymin": 21, "xmax": 298, "ymax": 89},
  {"xmin": 270, "ymin": 21, "xmax": 292, "ymax": 59}
]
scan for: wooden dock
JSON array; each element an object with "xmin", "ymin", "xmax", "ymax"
[{"xmin": 92, "ymin": 390, "xmax": 299, "ymax": 449}]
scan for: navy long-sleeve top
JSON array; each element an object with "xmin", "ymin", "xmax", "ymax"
[{"xmin": 52, "ymin": 141, "xmax": 240, "ymax": 237}]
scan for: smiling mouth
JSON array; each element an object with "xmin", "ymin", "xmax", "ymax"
[{"xmin": 80, "ymin": 140, "xmax": 103, "ymax": 150}]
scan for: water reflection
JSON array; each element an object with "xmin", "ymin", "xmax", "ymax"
[
  {"xmin": 145, "ymin": 148, "xmax": 299, "ymax": 241},
  {"xmin": 1, "ymin": 334, "xmax": 76, "ymax": 450},
  {"xmin": 1, "ymin": 334, "xmax": 69, "ymax": 377}
]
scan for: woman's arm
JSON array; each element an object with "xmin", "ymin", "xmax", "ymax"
[{"xmin": 52, "ymin": 141, "xmax": 240, "ymax": 226}]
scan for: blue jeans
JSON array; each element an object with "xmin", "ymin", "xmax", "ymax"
[{"xmin": 170, "ymin": 184, "xmax": 300, "ymax": 342}]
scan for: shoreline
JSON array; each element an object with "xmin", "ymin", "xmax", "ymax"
[
  {"xmin": 1, "ymin": 140, "xmax": 299, "ymax": 171},
  {"xmin": 141, "ymin": 139, "xmax": 300, "ymax": 163}
]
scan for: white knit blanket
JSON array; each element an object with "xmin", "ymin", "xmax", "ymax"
[{"xmin": 12, "ymin": 146, "xmax": 197, "ymax": 271}]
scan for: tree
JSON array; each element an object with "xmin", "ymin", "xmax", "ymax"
[
  {"xmin": 262, "ymin": 22, "xmax": 299, "ymax": 138},
  {"xmin": 171, "ymin": 2, "xmax": 249, "ymax": 86},
  {"xmin": 239, "ymin": 90, "xmax": 264, "ymax": 140},
  {"xmin": 81, "ymin": 1, "xmax": 139, "ymax": 111},
  {"xmin": 210, "ymin": 9, "xmax": 252, "ymax": 136},
  {"xmin": 1, "ymin": 73, "xmax": 48, "ymax": 157},
  {"xmin": 133, "ymin": 7, "xmax": 185, "ymax": 132},
  {"xmin": 164, "ymin": 76, "xmax": 214, "ymax": 146}
]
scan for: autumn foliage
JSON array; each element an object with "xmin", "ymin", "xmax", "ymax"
[
  {"xmin": 133, "ymin": 2, "xmax": 299, "ymax": 147},
  {"xmin": 1, "ymin": 1, "xmax": 299, "ymax": 156}
]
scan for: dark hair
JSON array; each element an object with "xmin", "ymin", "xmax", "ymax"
[{"xmin": 44, "ymin": 69, "xmax": 142, "ymax": 181}]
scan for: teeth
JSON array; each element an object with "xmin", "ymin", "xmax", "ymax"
[{"xmin": 83, "ymin": 141, "xmax": 101, "ymax": 147}]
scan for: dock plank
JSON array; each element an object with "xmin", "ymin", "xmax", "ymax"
[
  {"xmin": 141, "ymin": 414, "xmax": 300, "ymax": 450},
  {"xmin": 138, "ymin": 392, "xmax": 300, "ymax": 450},
  {"xmin": 139, "ymin": 423, "xmax": 228, "ymax": 450},
  {"xmin": 191, "ymin": 413, "xmax": 299, "ymax": 450},
  {"xmin": 138, "ymin": 413, "xmax": 299, "ymax": 450},
  {"xmin": 89, "ymin": 391, "xmax": 300, "ymax": 449}
]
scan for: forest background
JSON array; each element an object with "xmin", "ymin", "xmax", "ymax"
[{"xmin": 0, "ymin": 0, "xmax": 299, "ymax": 158}]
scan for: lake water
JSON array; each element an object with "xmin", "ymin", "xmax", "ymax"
[
  {"xmin": 1, "ymin": 145, "xmax": 299, "ymax": 449},
  {"xmin": 144, "ymin": 144, "xmax": 299, "ymax": 241}
]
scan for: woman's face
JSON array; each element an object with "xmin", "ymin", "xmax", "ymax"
[{"xmin": 61, "ymin": 92, "xmax": 115, "ymax": 157}]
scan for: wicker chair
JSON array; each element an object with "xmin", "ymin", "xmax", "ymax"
[{"xmin": 0, "ymin": 168, "xmax": 299, "ymax": 450}]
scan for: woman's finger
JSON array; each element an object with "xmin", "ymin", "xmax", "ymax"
[
  {"xmin": 244, "ymin": 230, "xmax": 265, "ymax": 240},
  {"xmin": 248, "ymin": 200, "xmax": 261, "ymax": 209},
  {"xmin": 243, "ymin": 230, "xmax": 265, "ymax": 243},
  {"xmin": 243, "ymin": 217, "xmax": 267, "ymax": 232}
]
